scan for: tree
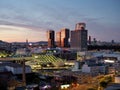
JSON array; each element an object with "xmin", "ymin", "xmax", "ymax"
[
  {"xmin": 87, "ymin": 87, "xmax": 96, "ymax": 90},
  {"xmin": 98, "ymin": 75, "xmax": 112, "ymax": 90},
  {"xmin": 99, "ymin": 81, "xmax": 108, "ymax": 88},
  {"xmin": 104, "ymin": 76, "xmax": 112, "ymax": 83}
]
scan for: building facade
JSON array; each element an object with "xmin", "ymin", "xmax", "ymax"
[
  {"xmin": 47, "ymin": 30, "xmax": 55, "ymax": 48},
  {"xmin": 56, "ymin": 31, "xmax": 61, "ymax": 47},
  {"xmin": 61, "ymin": 28, "xmax": 70, "ymax": 47},
  {"xmin": 0, "ymin": 62, "xmax": 31, "ymax": 74},
  {"xmin": 56, "ymin": 28, "xmax": 70, "ymax": 48},
  {"xmin": 71, "ymin": 23, "xmax": 88, "ymax": 51}
]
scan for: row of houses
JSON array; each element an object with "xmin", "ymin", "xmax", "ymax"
[{"xmin": 72, "ymin": 51, "xmax": 120, "ymax": 76}]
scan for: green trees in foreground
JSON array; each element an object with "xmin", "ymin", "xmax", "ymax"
[
  {"xmin": 99, "ymin": 75, "xmax": 112, "ymax": 90},
  {"xmin": 0, "ymin": 51, "xmax": 9, "ymax": 57}
]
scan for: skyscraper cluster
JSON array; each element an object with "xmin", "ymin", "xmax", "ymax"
[{"xmin": 47, "ymin": 23, "xmax": 88, "ymax": 51}]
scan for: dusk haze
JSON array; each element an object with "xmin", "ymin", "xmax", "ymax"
[{"xmin": 0, "ymin": 0, "xmax": 120, "ymax": 42}]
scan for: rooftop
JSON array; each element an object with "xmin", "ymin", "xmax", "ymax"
[{"xmin": 0, "ymin": 62, "xmax": 30, "ymax": 68}]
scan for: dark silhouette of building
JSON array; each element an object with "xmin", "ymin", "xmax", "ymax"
[
  {"xmin": 71, "ymin": 23, "xmax": 88, "ymax": 51},
  {"xmin": 61, "ymin": 28, "xmax": 70, "ymax": 47},
  {"xmin": 56, "ymin": 28, "xmax": 70, "ymax": 48},
  {"xmin": 47, "ymin": 30, "xmax": 55, "ymax": 48},
  {"xmin": 88, "ymin": 36, "xmax": 91, "ymax": 45},
  {"xmin": 93, "ymin": 38, "xmax": 97, "ymax": 45}
]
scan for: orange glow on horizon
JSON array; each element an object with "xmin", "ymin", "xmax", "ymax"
[{"xmin": 0, "ymin": 25, "xmax": 47, "ymax": 42}]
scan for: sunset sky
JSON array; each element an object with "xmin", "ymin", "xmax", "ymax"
[{"xmin": 0, "ymin": 0, "xmax": 120, "ymax": 42}]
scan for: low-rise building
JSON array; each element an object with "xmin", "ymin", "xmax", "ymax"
[
  {"xmin": 72, "ymin": 59, "xmax": 106, "ymax": 76},
  {"xmin": 115, "ymin": 76, "xmax": 120, "ymax": 83},
  {"xmin": 0, "ymin": 62, "xmax": 31, "ymax": 74},
  {"xmin": 81, "ymin": 63, "xmax": 105, "ymax": 76}
]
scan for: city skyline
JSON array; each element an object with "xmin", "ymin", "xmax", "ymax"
[{"xmin": 0, "ymin": 0, "xmax": 120, "ymax": 42}]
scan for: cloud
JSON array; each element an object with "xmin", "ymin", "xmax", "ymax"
[
  {"xmin": 0, "ymin": 19, "xmax": 47, "ymax": 31},
  {"xmin": 0, "ymin": 25, "xmax": 47, "ymax": 42}
]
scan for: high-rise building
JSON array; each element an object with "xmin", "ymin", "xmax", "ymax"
[
  {"xmin": 47, "ymin": 30, "xmax": 55, "ymax": 48},
  {"xmin": 71, "ymin": 23, "xmax": 88, "ymax": 51},
  {"xmin": 56, "ymin": 28, "xmax": 70, "ymax": 48},
  {"xmin": 56, "ymin": 31, "xmax": 61, "ymax": 47},
  {"xmin": 88, "ymin": 36, "xmax": 91, "ymax": 45},
  {"xmin": 61, "ymin": 28, "xmax": 70, "ymax": 47}
]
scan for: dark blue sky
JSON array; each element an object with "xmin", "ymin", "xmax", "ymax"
[{"xmin": 0, "ymin": 0, "xmax": 120, "ymax": 42}]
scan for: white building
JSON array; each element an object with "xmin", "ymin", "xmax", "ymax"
[
  {"xmin": 115, "ymin": 76, "xmax": 120, "ymax": 83},
  {"xmin": 16, "ymin": 48, "xmax": 31, "ymax": 56},
  {"xmin": 31, "ymin": 47, "xmax": 43, "ymax": 54},
  {"xmin": 72, "ymin": 61, "xmax": 81, "ymax": 71},
  {"xmin": 81, "ymin": 62, "xmax": 106, "ymax": 75},
  {"xmin": 72, "ymin": 60, "xmax": 106, "ymax": 75}
]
